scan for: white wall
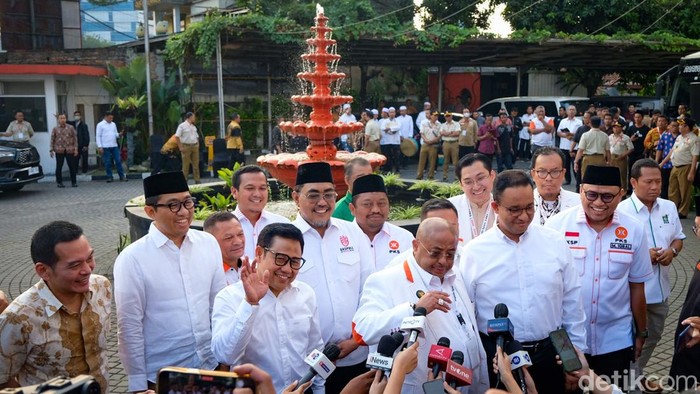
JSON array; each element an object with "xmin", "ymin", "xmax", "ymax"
[{"xmin": 527, "ymin": 71, "xmax": 588, "ymax": 97}]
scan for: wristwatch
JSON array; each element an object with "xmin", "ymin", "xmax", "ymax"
[
  {"xmin": 636, "ymin": 329, "xmax": 649, "ymax": 338},
  {"xmin": 672, "ymin": 247, "xmax": 679, "ymax": 257}
]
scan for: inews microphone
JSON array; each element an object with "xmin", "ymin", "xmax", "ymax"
[
  {"xmin": 445, "ymin": 351, "xmax": 473, "ymax": 388},
  {"xmin": 506, "ymin": 340, "xmax": 532, "ymax": 394},
  {"xmin": 487, "ymin": 303, "xmax": 514, "ymax": 349},
  {"xmin": 366, "ymin": 333, "xmax": 404, "ymax": 372},
  {"xmin": 401, "ymin": 307, "xmax": 427, "ymax": 348},
  {"xmin": 427, "ymin": 337, "xmax": 452, "ymax": 379},
  {"xmin": 295, "ymin": 344, "xmax": 341, "ymax": 388}
]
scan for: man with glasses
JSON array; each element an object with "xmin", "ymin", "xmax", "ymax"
[
  {"xmin": 353, "ymin": 217, "xmax": 488, "ymax": 393},
  {"xmin": 546, "ymin": 166, "xmax": 653, "ymax": 389},
  {"xmin": 449, "ymin": 153, "xmax": 497, "ymax": 246},
  {"xmin": 461, "ymin": 170, "xmax": 586, "ymax": 393},
  {"xmin": 531, "ymin": 147, "xmax": 580, "ymax": 225},
  {"xmin": 114, "ymin": 171, "xmax": 226, "ymax": 392},
  {"xmin": 292, "ymin": 162, "xmax": 373, "ymax": 392},
  {"xmin": 349, "ymin": 174, "xmax": 414, "ymax": 271},
  {"xmin": 618, "ymin": 159, "xmax": 685, "ymax": 393},
  {"xmin": 211, "ymin": 223, "xmax": 324, "ymax": 393}
]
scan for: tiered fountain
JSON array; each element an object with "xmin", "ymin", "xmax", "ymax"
[{"xmin": 257, "ymin": 6, "xmax": 386, "ymax": 196}]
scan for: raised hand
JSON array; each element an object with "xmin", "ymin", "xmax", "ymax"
[{"xmin": 240, "ymin": 256, "xmax": 270, "ymax": 305}]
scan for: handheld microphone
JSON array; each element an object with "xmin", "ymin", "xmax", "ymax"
[
  {"xmin": 427, "ymin": 337, "xmax": 452, "ymax": 379},
  {"xmin": 366, "ymin": 333, "xmax": 404, "ymax": 372},
  {"xmin": 401, "ymin": 307, "xmax": 427, "ymax": 348},
  {"xmin": 487, "ymin": 303, "xmax": 514, "ymax": 350},
  {"xmin": 295, "ymin": 344, "xmax": 340, "ymax": 388},
  {"xmin": 445, "ymin": 351, "xmax": 473, "ymax": 388},
  {"xmin": 506, "ymin": 340, "xmax": 532, "ymax": 394}
]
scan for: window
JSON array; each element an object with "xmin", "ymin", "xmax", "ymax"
[{"xmin": 0, "ymin": 81, "xmax": 47, "ymax": 132}]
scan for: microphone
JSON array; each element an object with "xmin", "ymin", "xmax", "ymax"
[
  {"xmin": 401, "ymin": 307, "xmax": 427, "ymax": 348},
  {"xmin": 427, "ymin": 337, "xmax": 452, "ymax": 379},
  {"xmin": 487, "ymin": 303, "xmax": 514, "ymax": 349},
  {"xmin": 366, "ymin": 333, "xmax": 404, "ymax": 372},
  {"xmin": 444, "ymin": 351, "xmax": 473, "ymax": 388},
  {"xmin": 506, "ymin": 340, "xmax": 532, "ymax": 394},
  {"xmin": 295, "ymin": 344, "xmax": 341, "ymax": 388}
]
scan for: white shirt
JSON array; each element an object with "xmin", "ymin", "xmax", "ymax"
[
  {"xmin": 461, "ymin": 224, "xmax": 587, "ymax": 351},
  {"xmin": 398, "ymin": 114, "xmax": 414, "ymax": 138},
  {"xmin": 617, "ymin": 193, "xmax": 685, "ymax": 303},
  {"xmin": 416, "ymin": 111, "xmax": 428, "ymax": 129},
  {"xmin": 223, "ymin": 262, "xmax": 240, "ymax": 285},
  {"xmin": 380, "ymin": 117, "xmax": 401, "ymax": 145},
  {"xmin": 339, "ymin": 113, "xmax": 357, "ymax": 143},
  {"xmin": 545, "ymin": 206, "xmax": 653, "ymax": 355},
  {"xmin": 352, "ymin": 220, "xmax": 415, "ymax": 271},
  {"xmin": 211, "ymin": 281, "xmax": 325, "ymax": 394},
  {"xmin": 95, "ymin": 119, "xmax": 119, "ymax": 148},
  {"xmin": 175, "ymin": 120, "xmax": 199, "ymax": 144},
  {"xmin": 533, "ymin": 188, "xmax": 581, "ymax": 226},
  {"xmin": 114, "ymin": 224, "xmax": 227, "ymax": 391},
  {"xmin": 529, "ymin": 117, "xmax": 555, "ymax": 147},
  {"xmin": 352, "ymin": 255, "xmax": 488, "ymax": 394},
  {"xmin": 520, "ymin": 114, "xmax": 535, "ymax": 140},
  {"xmin": 558, "ymin": 117, "xmax": 583, "ymax": 150},
  {"xmin": 233, "ymin": 207, "xmax": 291, "ymax": 260},
  {"xmin": 448, "ymin": 194, "xmax": 497, "ymax": 245},
  {"xmin": 293, "ymin": 217, "xmax": 373, "ymax": 366}
]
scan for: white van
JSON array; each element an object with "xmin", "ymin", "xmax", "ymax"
[{"xmin": 477, "ymin": 96, "xmax": 591, "ymax": 116}]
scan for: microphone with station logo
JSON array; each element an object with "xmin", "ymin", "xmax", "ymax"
[
  {"xmin": 295, "ymin": 343, "xmax": 340, "ymax": 389},
  {"xmin": 444, "ymin": 351, "xmax": 473, "ymax": 388},
  {"xmin": 487, "ymin": 303, "xmax": 514, "ymax": 350},
  {"xmin": 506, "ymin": 340, "xmax": 532, "ymax": 394},
  {"xmin": 427, "ymin": 337, "xmax": 452, "ymax": 379},
  {"xmin": 366, "ymin": 332, "xmax": 405, "ymax": 373},
  {"xmin": 401, "ymin": 307, "xmax": 427, "ymax": 348}
]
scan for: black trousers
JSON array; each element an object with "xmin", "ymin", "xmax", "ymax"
[
  {"xmin": 585, "ymin": 347, "xmax": 634, "ymax": 391},
  {"xmin": 480, "ymin": 333, "xmax": 566, "ymax": 394},
  {"xmin": 324, "ymin": 361, "xmax": 368, "ymax": 394},
  {"xmin": 381, "ymin": 144, "xmax": 400, "ymax": 173},
  {"xmin": 661, "ymin": 167, "xmax": 672, "ymax": 199},
  {"xmin": 228, "ymin": 148, "xmax": 245, "ymax": 168},
  {"xmin": 459, "ymin": 145, "xmax": 476, "ymax": 161},
  {"xmin": 561, "ymin": 149, "xmax": 572, "ymax": 183},
  {"xmin": 77, "ymin": 147, "xmax": 89, "ymax": 173},
  {"xmin": 55, "ymin": 153, "xmax": 78, "ymax": 185}
]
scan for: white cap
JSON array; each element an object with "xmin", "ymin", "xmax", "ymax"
[
  {"xmin": 389, "ymin": 107, "xmax": 396, "ymax": 111},
  {"xmin": 424, "ymin": 101, "xmax": 431, "ymax": 107},
  {"xmin": 371, "ymin": 109, "xmax": 379, "ymax": 115},
  {"xmin": 399, "ymin": 105, "xmax": 407, "ymax": 111},
  {"xmin": 343, "ymin": 103, "xmax": 351, "ymax": 110},
  {"xmin": 382, "ymin": 108, "xmax": 389, "ymax": 113}
]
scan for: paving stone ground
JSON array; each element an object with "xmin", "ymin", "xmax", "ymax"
[{"xmin": 0, "ymin": 161, "xmax": 697, "ymax": 393}]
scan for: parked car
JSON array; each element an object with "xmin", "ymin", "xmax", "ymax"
[
  {"xmin": 0, "ymin": 140, "xmax": 43, "ymax": 192},
  {"xmin": 477, "ymin": 96, "xmax": 591, "ymax": 116}
]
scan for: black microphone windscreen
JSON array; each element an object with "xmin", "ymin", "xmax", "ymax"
[
  {"xmin": 390, "ymin": 331, "xmax": 405, "ymax": 346},
  {"xmin": 505, "ymin": 340, "xmax": 523, "ymax": 354},
  {"xmin": 414, "ymin": 307, "xmax": 427, "ymax": 317},
  {"xmin": 377, "ymin": 335, "xmax": 399, "ymax": 356},
  {"xmin": 494, "ymin": 303, "xmax": 509, "ymax": 318},
  {"xmin": 323, "ymin": 344, "xmax": 341, "ymax": 360},
  {"xmin": 451, "ymin": 351, "xmax": 464, "ymax": 365},
  {"xmin": 437, "ymin": 337, "xmax": 451, "ymax": 347}
]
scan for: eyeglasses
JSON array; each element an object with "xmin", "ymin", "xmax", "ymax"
[
  {"xmin": 152, "ymin": 198, "xmax": 197, "ymax": 212},
  {"xmin": 582, "ymin": 189, "xmax": 619, "ymax": 203},
  {"xmin": 303, "ymin": 192, "xmax": 338, "ymax": 203},
  {"xmin": 503, "ymin": 203, "xmax": 535, "ymax": 216},
  {"xmin": 264, "ymin": 248, "xmax": 306, "ymax": 270},
  {"xmin": 418, "ymin": 240, "xmax": 456, "ymax": 260},
  {"xmin": 534, "ymin": 169, "xmax": 563, "ymax": 179},
  {"xmin": 461, "ymin": 174, "xmax": 491, "ymax": 188}
]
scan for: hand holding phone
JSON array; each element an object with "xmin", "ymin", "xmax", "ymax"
[{"xmin": 550, "ymin": 329, "xmax": 583, "ymax": 372}]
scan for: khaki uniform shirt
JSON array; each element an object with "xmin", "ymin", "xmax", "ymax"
[
  {"xmin": 578, "ymin": 128, "xmax": 610, "ymax": 155},
  {"xmin": 670, "ymin": 133, "xmax": 700, "ymax": 166},
  {"xmin": 459, "ymin": 118, "xmax": 477, "ymax": 147}
]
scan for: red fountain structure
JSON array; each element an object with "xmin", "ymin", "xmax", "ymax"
[{"xmin": 257, "ymin": 9, "xmax": 386, "ymax": 196}]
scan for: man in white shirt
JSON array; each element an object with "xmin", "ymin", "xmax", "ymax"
[
  {"xmin": 529, "ymin": 105, "xmax": 555, "ymax": 153},
  {"xmin": 398, "ymin": 105, "xmax": 415, "ymax": 168},
  {"xmin": 114, "ymin": 171, "xmax": 226, "ymax": 392},
  {"xmin": 461, "ymin": 170, "xmax": 586, "ymax": 393},
  {"xmin": 339, "ymin": 104, "xmax": 356, "ymax": 151},
  {"xmin": 415, "ymin": 101, "xmax": 431, "ymax": 130},
  {"xmin": 291, "ymin": 162, "xmax": 373, "ymax": 392},
  {"xmin": 448, "ymin": 153, "xmax": 497, "ymax": 246},
  {"xmin": 518, "ymin": 105, "xmax": 535, "ymax": 160},
  {"xmin": 231, "ymin": 165, "xmax": 290, "ymax": 259},
  {"xmin": 174, "ymin": 112, "xmax": 201, "ymax": 184},
  {"xmin": 531, "ymin": 147, "xmax": 581, "ymax": 225},
  {"xmin": 546, "ymin": 166, "xmax": 653, "ymax": 389},
  {"xmin": 204, "ymin": 212, "xmax": 246, "ymax": 285},
  {"xmin": 618, "ymin": 159, "xmax": 685, "ymax": 392},
  {"xmin": 380, "ymin": 107, "xmax": 401, "ymax": 173},
  {"xmin": 349, "ymin": 174, "xmax": 414, "ymax": 271},
  {"xmin": 211, "ymin": 223, "xmax": 325, "ymax": 393},
  {"xmin": 557, "ymin": 105, "xmax": 583, "ymax": 185},
  {"xmin": 95, "ymin": 111, "xmax": 126, "ymax": 182},
  {"xmin": 352, "ymin": 218, "xmax": 488, "ymax": 393}
]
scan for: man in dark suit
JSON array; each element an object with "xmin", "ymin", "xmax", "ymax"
[{"xmin": 68, "ymin": 110, "xmax": 90, "ymax": 174}]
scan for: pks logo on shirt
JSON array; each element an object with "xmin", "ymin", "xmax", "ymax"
[
  {"xmin": 615, "ymin": 227, "xmax": 628, "ymax": 239},
  {"xmin": 389, "ymin": 240, "xmax": 400, "ymax": 253},
  {"xmin": 340, "ymin": 235, "xmax": 350, "ymax": 247}
]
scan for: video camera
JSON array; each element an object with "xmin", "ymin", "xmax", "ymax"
[
  {"xmin": 156, "ymin": 367, "xmax": 255, "ymax": 394},
  {"xmin": 0, "ymin": 375, "xmax": 99, "ymax": 394}
]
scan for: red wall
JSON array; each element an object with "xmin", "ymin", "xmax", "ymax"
[{"xmin": 428, "ymin": 72, "xmax": 482, "ymax": 112}]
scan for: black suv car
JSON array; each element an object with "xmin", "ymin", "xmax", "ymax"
[{"xmin": 0, "ymin": 140, "xmax": 43, "ymax": 192}]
